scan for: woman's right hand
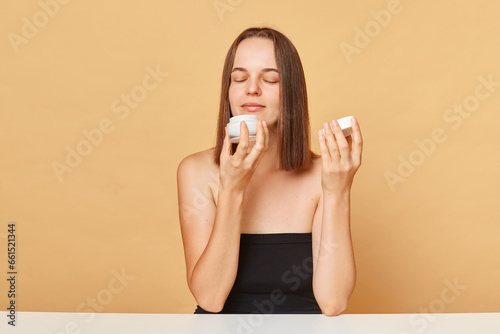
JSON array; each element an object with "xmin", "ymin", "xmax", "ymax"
[{"xmin": 219, "ymin": 120, "xmax": 269, "ymax": 193}]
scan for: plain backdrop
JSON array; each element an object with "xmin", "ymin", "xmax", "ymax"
[{"xmin": 1, "ymin": 0, "xmax": 499, "ymax": 315}]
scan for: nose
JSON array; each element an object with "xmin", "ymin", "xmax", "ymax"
[{"xmin": 245, "ymin": 78, "xmax": 261, "ymax": 96}]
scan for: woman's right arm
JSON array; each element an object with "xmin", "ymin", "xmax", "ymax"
[{"xmin": 177, "ymin": 121, "xmax": 268, "ymax": 312}]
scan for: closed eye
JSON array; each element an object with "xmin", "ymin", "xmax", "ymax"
[{"xmin": 231, "ymin": 75, "xmax": 247, "ymax": 82}]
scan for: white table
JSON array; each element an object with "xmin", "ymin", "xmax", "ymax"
[{"xmin": 1, "ymin": 312, "xmax": 499, "ymax": 333}]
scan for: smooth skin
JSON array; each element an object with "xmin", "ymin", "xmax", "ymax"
[{"xmin": 177, "ymin": 37, "xmax": 363, "ymax": 316}]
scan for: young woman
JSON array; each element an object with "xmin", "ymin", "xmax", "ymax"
[{"xmin": 177, "ymin": 27, "xmax": 363, "ymax": 316}]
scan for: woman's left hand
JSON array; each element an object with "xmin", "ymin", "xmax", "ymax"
[{"xmin": 318, "ymin": 117, "xmax": 363, "ymax": 197}]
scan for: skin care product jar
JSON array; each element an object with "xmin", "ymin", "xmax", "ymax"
[{"xmin": 227, "ymin": 115, "xmax": 258, "ymax": 143}]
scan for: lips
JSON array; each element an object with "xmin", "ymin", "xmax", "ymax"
[{"xmin": 241, "ymin": 102, "xmax": 265, "ymax": 112}]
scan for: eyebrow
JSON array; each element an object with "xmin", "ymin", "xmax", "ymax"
[{"xmin": 231, "ymin": 67, "xmax": 279, "ymax": 73}]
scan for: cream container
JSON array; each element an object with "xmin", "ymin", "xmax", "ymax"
[{"xmin": 227, "ymin": 115, "xmax": 258, "ymax": 143}]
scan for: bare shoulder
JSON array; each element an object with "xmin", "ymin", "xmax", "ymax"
[
  {"xmin": 296, "ymin": 154, "xmax": 323, "ymax": 180},
  {"xmin": 310, "ymin": 155, "xmax": 323, "ymax": 190},
  {"xmin": 288, "ymin": 154, "xmax": 323, "ymax": 198},
  {"xmin": 177, "ymin": 148, "xmax": 219, "ymax": 181},
  {"xmin": 177, "ymin": 148, "xmax": 220, "ymax": 209},
  {"xmin": 310, "ymin": 154, "xmax": 323, "ymax": 174}
]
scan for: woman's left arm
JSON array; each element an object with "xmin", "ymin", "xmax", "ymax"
[{"xmin": 312, "ymin": 117, "xmax": 363, "ymax": 316}]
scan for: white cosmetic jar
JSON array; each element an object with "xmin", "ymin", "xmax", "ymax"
[{"xmin": 227, "ymin": 115, "xmax": 258, "ymax": 143}]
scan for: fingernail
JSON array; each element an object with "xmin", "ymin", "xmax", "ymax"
[
  {"xmin": 323, "ymin": 122, "xmax": 329, "ymax": 129},
  {"xmin": 263, "ymin": 121, "xmax": 267, "ymax": 128}
]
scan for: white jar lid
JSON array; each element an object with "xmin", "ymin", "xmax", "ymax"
[{"xmin": 229, "ymin": 115, "xmax": 258, "ymax": 123}]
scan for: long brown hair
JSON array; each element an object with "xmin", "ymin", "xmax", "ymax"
[{"xmin": 213, "ymin": 27, "xmax": 317, "ymax": 170}]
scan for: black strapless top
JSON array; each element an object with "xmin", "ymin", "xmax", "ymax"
[{"xmin": 194, "ymin": 233, "xmax": 322, "ymax": 314}]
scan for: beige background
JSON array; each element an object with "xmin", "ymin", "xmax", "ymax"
[{"xmin": 1, "ymin": 0, "xmax": 499, "ymax": 316}]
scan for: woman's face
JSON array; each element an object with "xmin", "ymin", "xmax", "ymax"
[{"xmin": 229, "ymin": 37, "xmax": 280, "ymax": 127}]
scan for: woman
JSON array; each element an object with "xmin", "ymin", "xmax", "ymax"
[{"xmin": 177, "ymin": 27, "xmax": 363, "ymax": 316}]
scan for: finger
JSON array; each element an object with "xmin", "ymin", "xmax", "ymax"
[
  {"xmin": 323, "ymin": 122, "xmax": 339, "ymax": 161},
  {"xmin": 255, "ymin": 120, "xmax": 263, "ymax": 146},
  {"xmin": 331, "ymin": 120, "xmax": 350, "ymax": 158},
  {"xmin": 346, "ymin": 134, "xmax": 353, "ymax": 148},
  {"xmin": 318, "ymin": 129, "xmax": 331, "ymax": 166},
  {"xmin": 246, "ymin": 121, "xmax": 266, "ymax": 163},
  {"xmin": 233, "ymin": 121, "xmax": 250, "ymax": 160},
  {"xmin": 350, "ymin": 117, "xmax": 363, "ymax": 164}
]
